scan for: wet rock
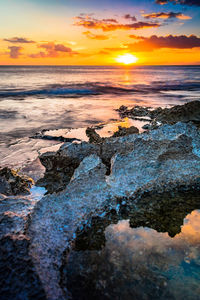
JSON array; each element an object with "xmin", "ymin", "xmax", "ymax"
[
  {"xmin": 86, "ymin": 127, "xmax": 103, "ymax": 144},
  {"xmin": 142, "ymin": 120, "xmax": 160, "ymax": 131},
  {"xmin": 62, "ymin": 190, "xmax": 200, "ymax": 300},
  {"xmin": 117, "ymin": 101, "xmax": 200, "ymax": 127},
  {"xmin": 112, "ymin": 125, "xmax": 139, "ymax": 137},
  {"xmin": 116, "ymin": 105, "xmax": 152, "ymax": 119},
  {"xmin": 0, "ymin": 196, "xmax": 33, "ymax": 238},
  {"xmin": 154, "ymin": 100, "xmax": 200, "ymax": 124},
  {"xmin": 29, "ymin": 155, "xmax": 109, "ymax": 300},
  {"xmin": 28, "ymin": 122, "xmax": 200, "ymax": 299},
  {"xmin": 0, "ymin": 167, "xmax": 34, "ymax": 196},
  {"xmin": 0, "ymin": 235, "xmax": 46, "ymax": 300},
  {"xmin": 36, "ymin": 142, "xmax": 100, "ymax": 193}
]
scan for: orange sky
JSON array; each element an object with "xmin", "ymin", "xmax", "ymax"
[{"xmin": 0, "ymin": 0, "xmax": 200, "ymax": 65}]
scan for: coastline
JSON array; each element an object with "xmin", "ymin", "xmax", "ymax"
[{"xmin": 1, "ymin": 100, "xmax": 200, "ymax": 299}]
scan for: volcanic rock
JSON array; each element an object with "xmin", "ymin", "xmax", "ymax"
[
  {"xmin": 0, "ymin": 167, "xmax": 34, "ymax": 196},
  {"xmin": 112, "ymin": 125, "xmax": 139, "ymax": 137},
  {"xmin": 28, "ymin": 122, "xmax": 200, "ymax": 299}
]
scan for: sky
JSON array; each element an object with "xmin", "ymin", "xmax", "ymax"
[{"xmin": 0, "ymin": 0, "xmax": 200, "ymax": 65}]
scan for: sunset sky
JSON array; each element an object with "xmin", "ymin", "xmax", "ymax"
[{"xmin": 0, "ymin": 0, "xmax": 200, "ymax": 65}]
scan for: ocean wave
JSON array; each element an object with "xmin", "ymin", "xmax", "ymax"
[{"xmin": 0, "ymin": 81, "xmax": 200, "ymax": 98}]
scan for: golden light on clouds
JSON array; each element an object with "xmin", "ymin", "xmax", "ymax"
[{"xmin": 115, "ymin": 54, "xmax": 138, "ymax": 65}]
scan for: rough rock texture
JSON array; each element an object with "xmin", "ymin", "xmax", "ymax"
[
  {"xmin": 36, "ymin": 131, "xmax": 140, "ymax": 193},
  {"xmin": 28, "ymin": 122, "xmax": 200, "ymax": 300},
  {"xmin": 112, "ymin": 125, "xmax": 139, "ymax": 137},
  {"xmin": 29, "ymin": 155, "xmax": 109, "ymax": 299},
  {"xmin": 0, "ymin": 167, "xmax": 34, "ymax": 196},
  {"xmin": 0, "ymin": 191, "xmax": 47, "ymax": 299},
  {"xmin": 117, "ymin": 100, "xmax": 200, "ymax": 127},
  {"xmin": 0, "ymin": 235, "xmax": 46, "ymax": 300},
  {"xmin": 154, "ymin": 100, "xmax": 200, "ymax": 124},
  {"xmin": 86, "ymin": 127, "xmax": 103, "ymax": 144}
]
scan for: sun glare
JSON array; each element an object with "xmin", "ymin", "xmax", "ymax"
[{"xmin": 115, "ymin": 54, "xmax": 138, "ymax": 65}]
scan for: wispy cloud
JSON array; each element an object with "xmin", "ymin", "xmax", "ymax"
[
  {"xmin": 143, "ymin": 12, "xmax": 191, "ymax": 20},
  {"xmin": 8, "ymin": 46, "xmax": 23, "ymax": 58},
  {"xmin": 156, "ymin": 0, "xmax": 200, "ymax": 6},
  {"xmin": 83, "ymin": 31, "xmax": 110, "ymax": 40},
  {"xmin": 74, "ymin": 15, "xmax": 160, "ymax": 31},
  {"xmin": 4, "ymin": 37, "xmax": 35, "ymax": 44},
  {"xmin": 126, "ymin": 34, "xmax": 200, "ymax": 51},
  {"xmin": 123, "ymin": 14, "xmax": 137, "ymax": 21},
  {"xmin": 30, "ymin": 42, "xmax": 78, "ymax": 58}
]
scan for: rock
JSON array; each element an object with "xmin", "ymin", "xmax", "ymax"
[
  {"xmin": 154, "ymin": 100, "xmax": 200, "ymax": 124},
  {"xmin": 28, "ymin": 122, "xmax": 200, "ymax": 299},
  {"xmin": 62, "ymin": 190, "xmax": 200, "ymax": 300},
  {"xmin": 112, "ymin": 125, "xmax": 139, "ymax": 137},
  {"xmin": 0, "ymin": 192, "xmax": 47, "ymax": 299},
  {"xmin": 117, "ymin": 101, "xmax": 200, "ymax": 127},
  {"xmin": 116, "ymin": 105, "xmax": 128, "ymax": 115},
  {"xmin": 29, "ymin": 154, "xmax": 109, "ymax": 300},
  {"xmin": 0, "ymin": 235, "xmax": 46, "ymax": 300},
  {"xmin": 36, "ymin": 142, "xmax": 100, "ymax": 193},
  {"xmin": 72, "ymin": 154, "xmax": 103, "ymax": 180},
  {"xmin": 116, "ymin": 105, "xmax": 152, "ymax": 119},
  {"xmin": 0, "ymin": 167, "xmax": 34, "ymax": 196},
  {"xmin": 0, "ymin": 196, "xmax": 33, "ymax": 238},
  {"xmin": 142, "ymin": 120, "xmax": 160, "ymax": 131},
  {"xmin": 86, "ymin": 127, "xmax": 103, "ymax": 144}
]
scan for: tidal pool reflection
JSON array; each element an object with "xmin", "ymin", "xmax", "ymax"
[{"xmin": 63, "ymin": 191, "xmax": 200, "ymax": 300}]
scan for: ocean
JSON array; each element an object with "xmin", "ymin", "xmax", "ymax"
[
  {"xmin": 0, "ymin": 65, "xmax": 200, "ymax": 170},
  {"xmin": 1, "ymin": 65, "xmax": 200, "ymax": 141}
]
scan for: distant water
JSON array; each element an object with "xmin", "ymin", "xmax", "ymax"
[{"xmin": 0, "ymin": 65, "xmax": 200, "ymax": 143}]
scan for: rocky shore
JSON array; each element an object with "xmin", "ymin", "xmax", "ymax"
[{"xmin": 0, "ymin": 100, "xmax": 200, "ymax": 299}]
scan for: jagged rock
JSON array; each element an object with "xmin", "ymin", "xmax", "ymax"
[
  {"xmin": 117, "ymin": 101, "xmax": 200, "ymax": 127},
  {"xmin": 0, "ymin": 167, "xmax": 34, "ymax": 196},
  {"xmin": 0, "ymin": 235, "xmax": 46, "ymax": 300},
  {"xmin": 154, "ymin": 100, "xmax": 200, "ymax": 124},
  {"xmin": 86, "ymin": 127, "xmax": 103, "ymax": 144},
  {"xmin": 116, "ymin": 105, "xmax": 151, "ymax": 119},
  {"xmin": 112, "ymin": 125, "xmax": 139, "ymax": 137},
  {"xmin": 36, "ymin": 142, "xmax": 100, "ymax": 193},
  {"xmin": 29, "ymin": 155, "xmax": 109, "ymax": 300},
  {"xmin": 0, "ymin": 196, "xmax": 33, "ymax": 238},
  {"xmin": 72, "ymin": 154, "xmax": 103, "ymax": 180},
  {"xmin": 62, "ymin": 189, "xmax": 200, "ymax": 300},
  {"xmin": 28, "ymin": 122, "xmax": 200, "ymax": 300}
]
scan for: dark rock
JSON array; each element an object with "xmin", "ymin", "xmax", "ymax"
[
  {"xmin": 86, "ymin": 127, "xmax": 103, "ymax": 144},
  {"xmin": 28, "ymin": 123, "xmax": 200, "ymax": 298},
  {"xmin": 117, "ymin": 101, "xmax": 200, "ymax": 127},
  {"xmin": 112, "ymin": 125, "xmax": 139, "ymax": 137},
  {"xmin": 154, "ymin": 100, "xmax": 200, "ymax": 124},
  {"xmin": 0, "ymin": 167, "xmax": 34, "ymax": 196},
  {"xmin": 0, "ymin": 235, "xmax": 46, "ymax": 300}
]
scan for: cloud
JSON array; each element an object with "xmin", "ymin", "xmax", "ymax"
[
  {"xmin": 8, "ymin": 46, "xmax": 23, "ymax": 58},
  {"xmin": 143, "ymin": 12, "xmax": 191, "ymax": 20},
  {"xmin": 129, "ymin": 35, "xmax": 146, "ymax": 40},
  {"xmin": 102, "ymin": 18, "xmax": 118, "ymax": 23},
  {"xmin": 83, "ymin": 31, "xmax": 109, "ymax": 40},
  {"xmin": 156, "ymin": 0, "xmax": 200, "ymax": 6},
  {"xmin": 74, "ymin": 15, "xmax": 160, "ymax": 31},
  {"xmin": 30, "ymin": 42, "xmax": 78, "ymax": 58},
  {"xmin": 126, "ymin": 34, "xmax": 200, "ymax": 51},
  {"xmin": 4, "ymin": 37, "xmax": 35, "ymax": 43},
  {"xmin": 124, "ymin": 14, "xmax": 137, "ymax": 21}
]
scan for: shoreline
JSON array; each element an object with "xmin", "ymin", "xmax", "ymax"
[{"xmin": 1, "ymin": 100, "xmax": 200, "ymax": 299}]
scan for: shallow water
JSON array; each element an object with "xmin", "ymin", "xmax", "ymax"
[
  {"xmin": 1, "ymin": 65, "xmax": 200, "ymax": 173},
  {"xmin": 1, "ymin": 65, "xmax": 200, "ymax": 143},
  {"xmin": 63, "ymin": 190, "xmax": 200, "ymax": 300}
]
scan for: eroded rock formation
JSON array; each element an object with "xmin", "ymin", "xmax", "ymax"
[{"xmin": 27, "ymin": 122, "xmax": 200, "ymax": 299}]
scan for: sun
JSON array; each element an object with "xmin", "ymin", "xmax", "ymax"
[{"xmin": 115, "ymin": 54, "xmax": 138, "ymax": 65}]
